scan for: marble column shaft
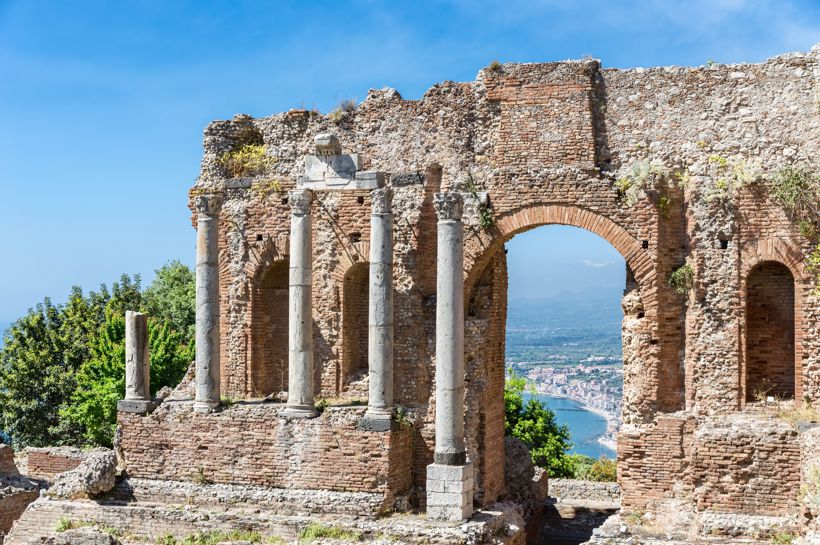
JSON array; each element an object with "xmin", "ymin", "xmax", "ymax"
[
  {"xmin": 194, "ymin": 194, "xmax": 223, "ymax": 413},
  {"xmin": 365, "ymin": 187, "xmax": 394, "ymax": 421},
  {"xmin": 284, "ymin": 189, "xmax": 319, "ymax": 417},
  {"xmin": 125, "ymin": 310, "xmax": 150, "ymax": 400},
  {"xmin": 433, "ymin": 192, "xmax": 467, "ymax": 465}
]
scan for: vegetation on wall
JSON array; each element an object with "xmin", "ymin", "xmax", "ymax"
[
  {"xmin": 669, "ymin": 264, "xmax": 694, "ymax": 295},
  {"xmin": 465, "ymin": 174, "xmax": 496, "ymax": 230},
  {"xmin": 770, "ymin": 165, "xmax": 820, "ymax": 295},
  {"xmin": 0, "ymin": 261, "xmax": 195, "ymax": 448},
  {"xmin": 219, "ymin": 144, "xmax": 277, "ymax": 178}
]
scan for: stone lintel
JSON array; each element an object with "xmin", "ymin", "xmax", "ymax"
[
  {"xmin": 297, "ymin": 170, "xmax": 385, "ymax": 191},
  {"xmin": 117, "ymin": 399, "xmax": 156, "ymax": 414}
]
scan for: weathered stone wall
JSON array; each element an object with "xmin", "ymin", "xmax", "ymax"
[
  {"xmin": 118, "ymin": 403, "xmax": 413, "ymax": 507},
  {"xmin": 548, "ymin": 479, "xmax": 621, "ymax": 503},
  {"xmin": 692, "ymin": 414, "xmax": 801, "ymax": 515},
  {"xmin": 112, "ymin": 44, "xmax": 820, "ymax": 520}
]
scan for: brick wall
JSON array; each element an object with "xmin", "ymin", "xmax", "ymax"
[
  {"xmin": 250, "ymin": 260, "xmax": 289, "ymax": 396},
  {"xmin": 692, "ymin": 415, "xmax": 800, "ymax": 515},
  {"xmin": 618, "ymin": 415, "xmax": 696, "ymax": 512},
  {"xmin": 23, "ymin": 447, "xmax": 85, "ymax": 481},
  {"xmin": 118, "ymin": 403, "xmax": 412, "ymax": 504},
  {"xmin": 745, "ymin": 262, "xmax": 796, "ymax": 400},
  {"xmin": 342, "ymin": 262, "xmax": 369, "ymax": 389}
]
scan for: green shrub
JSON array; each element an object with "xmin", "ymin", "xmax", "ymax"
[
  {"xmin": 770, "ymin": 166, "xmax": 820, "ymax": 218},
  {"xmin": 669, "ymin": 264, "xmax": 694, "ymax": 295},
  {"xmin": 588, "ymin": 457, "xmax": 617, "ymax": 482}
]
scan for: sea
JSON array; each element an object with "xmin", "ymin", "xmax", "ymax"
[
  {"xmin": 538, "ymin": 395, "xmax": 615, "ymax": 459},
  {"xmin": 521, "ymin": 392, "xmax": 615, "ymax": 459}
]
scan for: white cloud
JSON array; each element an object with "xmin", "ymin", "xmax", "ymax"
[{"xmin": 583, "ymin": 260, "xmax": 615, "ymax": 268}]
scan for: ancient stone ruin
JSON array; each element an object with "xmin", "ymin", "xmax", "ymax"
[{"xmin": 8, "ymin": 45, "xmax": 820, "ymax": 544}]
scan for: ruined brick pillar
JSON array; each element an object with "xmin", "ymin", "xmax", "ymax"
[
  {"xmin": 427, "ymin": 192, "xmax": 474, "ymax": 521},
  {"xmin": 194, "ymin": 194, "xmax": 223, "ymax": 414},
  {"xmin": 117, "ymin": 310, "xmax": 154, "ymax": 414},
  {"xmin": 362, "ymin": 187, "xmax": 395, "ymax": 429},
  {"xmin": 283, "ymin": 189, "xmax": 319, "ymax": 418}
]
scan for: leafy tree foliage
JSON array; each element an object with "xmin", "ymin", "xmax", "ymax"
[
  {"xmin": 0, "ymin": 264, "xmax": 194, "ymax": 448},
  {"xmin": 60, "ymin": 310, "xmax": 192, "ymax": 447},
  {"xmin": 504, "ymin": 367, "xmax": 575, "ymax": 478},
  {"xmin": 141, "ymin": 260, "xmax": 196, "ymax": 346}
]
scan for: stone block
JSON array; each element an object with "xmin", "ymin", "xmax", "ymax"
[
  {"xmin": 426, "ymin": 502, "xmax": 473, "ymax": 522},
  {"xmin": 426, "ymin": 463, "xmax": 473, "ymax": 482},
  {"xmin": 426, "ymin": 462, "xmax": 473, "ymax": 521},
  {"xmin": 117, "ymin": 400, "xmax": 156, "ymax": 414}
]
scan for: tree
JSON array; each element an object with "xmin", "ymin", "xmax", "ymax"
[
  {"xmin": 141, "ymin": 261, "xmax": 196, "ymax": 347},
  {"xmin": 504, "ymin": 367, "xmax": 576, "ymax": 478},
  {"xmin": 0, "ymin": 267, "xmax": 192, "ymax": 449},
  {"xmin": 0, "ymin": 300, "xmax": 74, "ymax": 448}
]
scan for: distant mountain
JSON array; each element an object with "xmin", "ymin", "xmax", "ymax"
[{"xmin": 507, "ymin": 288, "xmax": 624, "ymax": 330}]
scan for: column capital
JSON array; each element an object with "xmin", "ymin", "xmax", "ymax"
[
  {"xmin": 370, "ymin": 187, "xmax": 393, "ymax": 215},
  {"xmin": 288, "ymin": 189, "xmax": 313, "ymax": 215},
  {"xmin": 433, "ymin": 192, "xmax": 464, "ymax": 221},
  {"xmin": 195, "ymin": 194, "xmax": 223, "ymax": 216}
]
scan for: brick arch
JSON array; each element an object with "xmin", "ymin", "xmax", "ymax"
[
  {"xmin": 739, "ymin": 239, "xmax": 806, "ymax": 404},
  {"xmin": 464, "ymin": 203, "xmax": 656, "ymax": 306},
  {"xmin": 740, "ymin": 238, "xmax": 805, "ymax": 281},
  {"xmin": 246, "ymin": 234, "xmax": 291, "ymax": 282},
  {"xmin": 330, "ymin": 241, "xmax": 370, "ymax": 284},
  {"xmin": 245, "ymin": 234, "xmax": 291, "ymax": 397}
]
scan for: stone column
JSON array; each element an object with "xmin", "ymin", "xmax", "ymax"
[
  {"xmin": 117, "ymin": 311, "xmax": 154, "ymax": 413},
  {"xmin": 427, "ymin": 192, "xmax": 473, "ymax": 521},
  {"xmin": 362, "ymin": 188, "xmax": 394, "ymax": 430},
  {"xmin": 194, "ymin": 194, "xmax": 223, "ymax": 414},
  {"xmin": 283, "ymin": 189, "xmax": 319, "ymax": 418}
]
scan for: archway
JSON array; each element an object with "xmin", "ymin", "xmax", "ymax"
[
  {"xmin": 745, "ymin": 261, "xmax": 796, "ymax": 401},
  {"xmin": 461, "ymin": 204, "xmax": 661, "ymax": 511},
  {"xmin": 342, "ymin": 262, "xmax": 370, "ymax": 395},
  {"xmin": 250, "ymin": 260, "xmax": 289, "ymax": 396}
]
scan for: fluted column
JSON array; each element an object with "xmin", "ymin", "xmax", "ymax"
[
  {"xmin": 283, "ymin": 189, "xmax": 319, "ymax": 418},
  {"xmin": 194, "ymin": 194, "xmax": 223, "ymax": 414},
  {"xmin": 427, "ymin": 192, "xmax": 473, "ymax": 521},
  {"xmin": 363, "ymin": 187, "xmax": 394, "ymax": 429},
  {"xmin": 117, "ymin": 310, "xmax": 154, "ymax": 414}
]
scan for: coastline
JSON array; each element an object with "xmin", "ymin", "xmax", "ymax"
[{"xmin": 534, "ymin": 389, "xmax": 619, "ymax": 457}]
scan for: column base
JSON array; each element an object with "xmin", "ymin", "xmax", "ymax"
[
  {"xmin": 117, "ymin": 399, "xmax": 156, "ymax": 414},
  {"xmin": 426, "ymin": 463, "xmax": 474, "ymax": 521},
  {"xmin": 193, "ymin": 400, "xmax": 220, "ymax": 414},
  {"xmin": 282, "ymin": 404, "xmax": 319, "ymax": 418},
  {"xmin": 359, "ymin": 410, "xmax": 396, "ymax": 432}
]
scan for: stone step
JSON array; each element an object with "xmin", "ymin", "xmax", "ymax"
[{"xmin": 7, "ymin": 497, "xmax": 526, "ymax": 545}]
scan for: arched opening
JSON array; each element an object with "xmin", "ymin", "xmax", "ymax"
[
  {"xmin": 745, "ymin": 261, "xmax": 796, "ymax": 401},
  {"xmin": 251, "ymin": 260, "xmax": 289, "ymax": 396},
  {"xmin": 342, "ymin": 262, "xmax": 369, "ymax": 394},
  {"xmin": 461, "ymin": 204, "xmax": 658, "ymax": 543}
]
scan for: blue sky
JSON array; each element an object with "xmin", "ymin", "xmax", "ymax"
[{"xmin": 0, "ymin": 1, "xmax": 818, "ymax": 323}]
